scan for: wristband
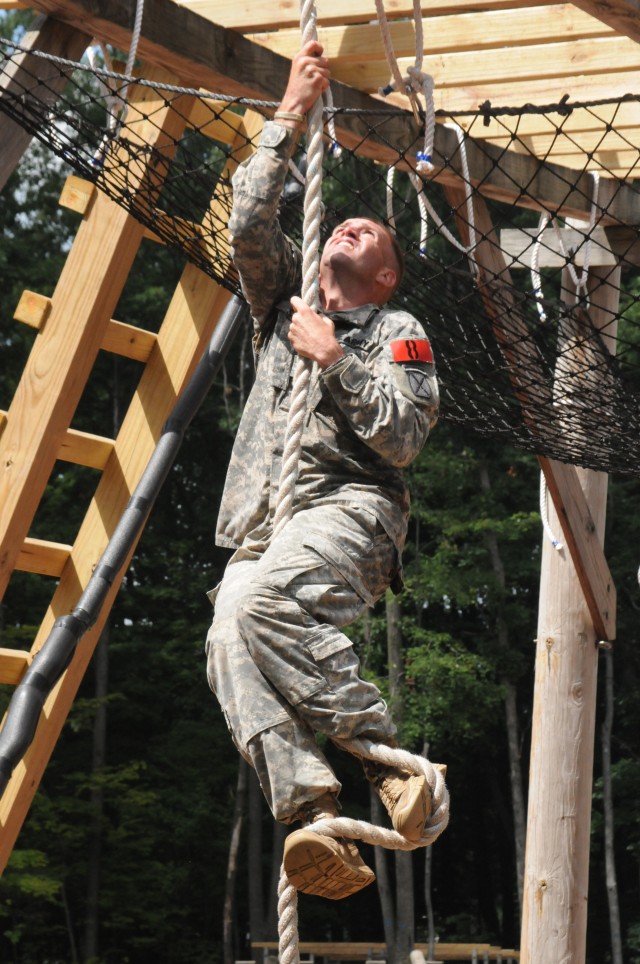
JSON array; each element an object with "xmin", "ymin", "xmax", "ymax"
[{"xmin": 274, "ymin": 111, "xmax": 306, "ymax": 124}]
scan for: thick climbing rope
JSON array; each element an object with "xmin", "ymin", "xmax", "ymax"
[
  {"xmin": 271, "ymin": 8, "xmax": 450, "ymax": 946},
  {"xmin": 277, "ymin": 740, "xmax": 450, "ymax": 963},
  {"xmin": 377, "ymin": 2, "xmax": 478, "ymax": 272},
  {"xmin": 272, "ymin": 0, "xmax": 325, "ymax": 536}
]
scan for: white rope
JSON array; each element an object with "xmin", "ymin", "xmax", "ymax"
[
  {"xmin": 531, "ymin": 212, "xmax": 551, "ymax": 323},
  {"xmin": 532, "ymin": 172, "xmax": 601, "ymax": 313},
  {"xmin": 539, "ymin": 472, "xmax": 563, "ymax": 551},
  {"xmin": 278, "ymin": 738, "xmax": 450, "ymax": 961},
  {"xmin": 272, "ymin": 0, "xmax": 326, "ymax": 536}
]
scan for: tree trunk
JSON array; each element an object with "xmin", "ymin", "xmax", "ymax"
[
  {"xmin": 602, "ymin": 648, "xmax": 623, "ymax": 964},
  {"xmin": 223, "ymin": 759, "xmax": 249, "ymax": 964},
  {"xmin": 479, "ymin": 462, "xmax": 526, "ymax": 919},
  {"xmin": 83, "ymin": 623, "xmax": 109, "ymax": 963},
  {"xmin": 248, "ymin": 768, "xmax": 265, "ymax": 943},
  {"xmin": 371, "ymin": 787, "xmax": 395, "ymax": 953},
  {"xmin": 384, "ymin": 594, "xmax": 414, "ymax": 963},
  {"xmin": 266, "ymin": 821, "xmax": 286, "ymax": 940}
]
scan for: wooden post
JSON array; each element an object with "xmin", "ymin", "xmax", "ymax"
[
  {"xmin": 521, "ymin": 263, "xmax": 620, "ymax": 962},
  {"xmin": 0, "ymin": 14, "xmax": 90, "ymax": 190}
]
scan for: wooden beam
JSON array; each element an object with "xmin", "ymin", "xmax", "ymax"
[
  {"xmin": 16, "ymin": 538, "xmax": 72, "ymax": 578},
  {"xmin": 172, "ymin": 0, "xmax": 562, "ymax": 31},
  {"xmin": 434, "ymin": 72, "xmax": 640, "ymax": 114},
  {"xmin": 538, "ymin": 457, "xmax": 616, "ymax": 640},
  {"xmin": 244, "ymin": 6, "xmax": 613, "ymax": 61},
  {"xmin": 333, "ymin": 37, "xmax": 640, "ymax": 93},
  {"xmin": 25, "ymin": 0, "xmax": 640, "ymax": 224},
  {"xmin": 0, "ymin": 15, "xmax": 90, "ymax": 191},
  {"xmin": 571, "ymin": 0, "xmax": 640, "ymax": 43},
  {"xmin": 0, "ymin": 410, "xmax": 115, "ymax": 470},
  {"xmin": 0, "ymin": 650, "xmax": 30, "ymax": 687}
]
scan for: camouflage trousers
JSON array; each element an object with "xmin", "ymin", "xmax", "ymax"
[{"xmin": 205, "ymin": 503, "xmax": 398, "ymax": 823}]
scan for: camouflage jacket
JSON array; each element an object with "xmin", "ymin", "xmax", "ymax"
[{"xmin": 215, "ymin": 121, "xmax": 439, "ymax": 553}]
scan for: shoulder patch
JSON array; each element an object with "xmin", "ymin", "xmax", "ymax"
[{"xmin": 390, "ymin": 338, "xmax": 434, "ymax": 364}]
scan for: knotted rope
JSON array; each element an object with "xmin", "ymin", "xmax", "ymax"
[
  {"xmin": 277, "ymin": 739, "xmax": 450, "ymax": 964},
  {"xmin": 272, "ymin": 0, "xmax": 325, "ymax": 536}
]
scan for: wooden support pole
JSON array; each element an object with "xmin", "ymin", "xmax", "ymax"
[
  {"xmin": 521, "ymin": 263, "xmax": 620, "ymax": 963},
  {"xmin": 0, "ymin": 14, "xmax": 90, "ymax": 190}
]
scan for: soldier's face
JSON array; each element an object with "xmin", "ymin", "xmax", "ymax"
[{"xmin": 321, "ymin": 218, "xmax": 395, "ymax": 284}]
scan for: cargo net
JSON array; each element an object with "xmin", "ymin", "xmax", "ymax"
[{"xmin": 2, "ymin": 38, "xmax": 640, "ymax": 477}]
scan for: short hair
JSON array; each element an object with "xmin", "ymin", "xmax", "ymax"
[{"xmin": 366, "ymin": 218, "xmax": 406, "ymax": 301}]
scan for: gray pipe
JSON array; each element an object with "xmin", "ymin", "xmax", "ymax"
[{"xmin": 0, "ymin": 294, "xmax": 248, "ymax": 797}]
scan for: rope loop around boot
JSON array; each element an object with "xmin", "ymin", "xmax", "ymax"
[{"xmin": 278, "ymin": 741, "xmax": 450, "ymax": 962}]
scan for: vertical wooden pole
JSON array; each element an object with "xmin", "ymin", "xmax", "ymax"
[{"xmin": 521, "ymin": 264, "xmax": 620, "ymax": 962}]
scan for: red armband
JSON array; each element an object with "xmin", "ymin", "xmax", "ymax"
[{"xmin": 390, "ymin": 338, "xmax": 434, "ymax": 364}]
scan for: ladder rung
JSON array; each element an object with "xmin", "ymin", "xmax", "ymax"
[
  {"xmin": 101, "ymin": 319, "xmax": 157, "ymax": 363},
  {"xmin": 58, "ymin": 175, "xmax": 97, "ymax": 216},
  {"xmin": 59, "ymin": 427, "xmax": 115, "ymax": 470},
  {"xmin": 0, "ymin": 648, "xmax": 30, "ymax": 686},
  {"xmin": 17, "ymin": 538, "xmax": 72, "ymax": 577},
  {"xmin": 13, "ymin": 291, "xmax": 157, "ymax": 362},
  {"xmin": 0, "ymin": 411, "xmax": 115, "ymax": 470}
]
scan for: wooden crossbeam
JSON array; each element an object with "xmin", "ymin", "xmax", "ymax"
[
  {"xmin": 332, "ymin": 37, "xmax": 640, "ymax": 94},
  {"xmin": 0, "ymin": 15, "xmax": 90, "ymax": 191},
  {"xmin": 251, "ymin": 943, "xmax": 519, "ymax": 961},
  {"xmin": 538, "ymin": 457, "xmax": 616, "ymax": 640},
  {"xmin": 0, "ymin": 650, "xmax": 30, "ymax": 687},
  {"xmin": 172, "ymin": 0, "xmax": 563, "ymax": 31},
  {"xmin": 572, "ymin": 0, "xmax": 640, "ymax": 44},
  {"xmin": 14, "ymin": 288, "xmax": 158, "ymax": 364},
  {"xmin": 244, "ymin": 6, "xmax": 613, "ymax": 61},
  {"xmin": 16, "ymin": 538, "xmax": 72, "ymax": 578}
]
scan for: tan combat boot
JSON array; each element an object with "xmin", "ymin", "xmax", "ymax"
[
  {"xmin": 283, "ymin": 792, "xmax": 376, "ymax": 900},
  {"xmin": 364, "ymin": 761, "xmax": 432, "ymax": 843}
]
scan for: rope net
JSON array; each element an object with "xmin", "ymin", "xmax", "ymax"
[{"xmin": 2, "ymin": 38, "xmax": 640, "ymax": 478}]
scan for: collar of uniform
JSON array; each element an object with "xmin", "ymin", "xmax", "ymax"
[
  {"xmin": 324, "ymin": 304, "xmax": 380, "ymax": 327},
  {"xmin": 275, "ymin": 300, "xmax": 380, "ymax": 327}
]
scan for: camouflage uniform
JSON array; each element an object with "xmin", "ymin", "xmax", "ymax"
[{"xmin": 205, "ymin": 121, "xmax": 439, "ymax": 822}]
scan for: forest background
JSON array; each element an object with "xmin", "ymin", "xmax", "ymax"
[{"xmin": 1, "ymin": 8, "xmax": 640, "ymax": 963}]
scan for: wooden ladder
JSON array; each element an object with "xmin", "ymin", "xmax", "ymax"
[{"xmin": 0, "ymin": 58, "xmax": 263, "ymax": 872}]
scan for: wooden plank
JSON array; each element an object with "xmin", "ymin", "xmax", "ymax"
[
  {"xmin": 16, "ymin": 538, "xmax": 72, "ymax": 578},
  {"xmin": 0, "ymin": 109, "xmax": 264, "ymax": 874},
  {"xmin": 571, "ymin": 0, "xmax": 640, "ymax": 44},
  {"xmin": 250, "ymin": 943, "xmax": 515, "ymax": 961},
  {"xmin": 538, "ymin": 457, "xmax": 616, "ymax": 640},
  {"xmin": 434, "ymin": 72, "xmax": 640, "ymax": 115},
  {"xmin": 101, "ymin": 319, "xmax": 157, "ymax": 363},
  {"xmin": 0, "ymin": 15, "xmax": 90, "ymax": 191},
  {"xmin": 58, "ymin": 427, "xmax": 115, "ymax": 470},
  {"xmin": 13, "ymin": 290, "xmax": 159, "ymax": 362},
  {"xmin": 173, "ymin": 0, "xmax": 563, "ymax": 31},
  {"xmin": 0, "ymin": 649, "xmax": 30, "ymax": 687},
  {"xmin": 500, "ymin": 226, "xmax": 617, "ymax": 269},
  {"xmin": 461, "ymin": 101, "xmax": 640, "ymax": 144},
  {"xmin": 13, "ymin": 290, "xmax": 51, "ymax": 330},
  {"xmin": 59, "ymin": 174, "xmax": 97, "ymax": 215},
  {"xmin": 0, "ymin": 66, "xmax": 190, "ymax": 601},
  {"xmin": 332, "ymin": 37, "xmax": 640, "ymax": 93},
  {"xmin": 244, "ymin": 6, "xmax": 613, "ymax": 61}
]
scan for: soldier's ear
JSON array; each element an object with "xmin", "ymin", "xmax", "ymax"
[{"xmin": 376, "ymin": 266, "xmax": 397, "ymax": 293}]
